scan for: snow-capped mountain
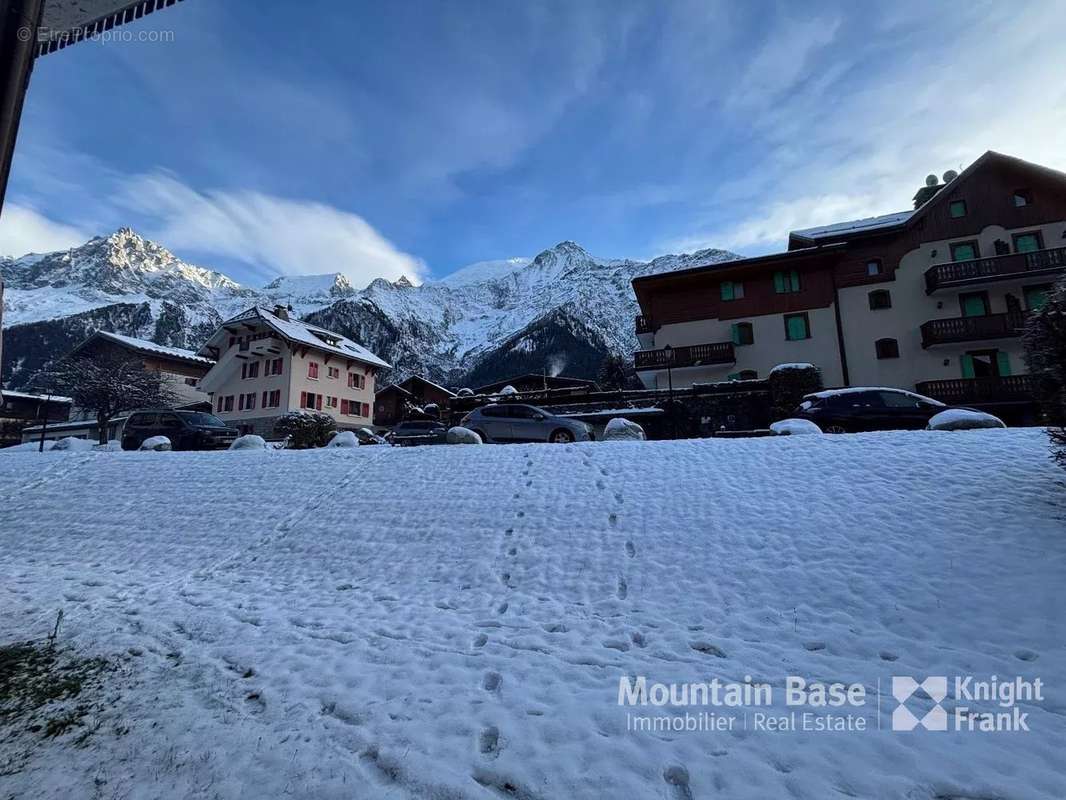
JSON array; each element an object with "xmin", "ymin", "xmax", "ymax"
[{"xmin": 1, "ymin": 229, "xmax": 738, "ymax": 389}]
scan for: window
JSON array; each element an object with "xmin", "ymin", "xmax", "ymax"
[
  {"xmin": 308, "ymin": 361, "xmax": 319, "ymax": 379},
  {"xmin": 875, "ymin": 338, "xmax": 900, "ymax": 359},
  {"xmin": 878, "ymin": 390, "xmax": 922, "ymax": 408},
  {"xmin": 265, "ymin": 357, "xmax": 283, "ymax": 376},
  {"xmin": 223, "ymin": 395, "xmax": 234, "ymax": 412},
  {"xmin": 327, "ymin": 366, "xmax": 340, "ymax": 379},
  {"xmin": 949, "ymin": 200, "xmax": 967, "ymax": 218},
  {"xmin": 1024, "ymin": 284, "xmax": 1051, "ymax": 311},
  {"xmin": 241, "ymin": 361, "xmax": 260, "ymax": 380},
  {"xmin": 300, "ymin": 391, "xmax": 322, "ymax": 410},
  {"xmin": 1012, "ymin": 189, "xmax": 1032, "ymax": 207},
  {"xmin": 959, "ymin": 291, "xmax": 990, "ymax": 318},
  {"xmin": 950, "ymin": 241, "xmax": 979, "ymax": 261},
  {"xmin": 1013, "ymin": 231, "xmax": 1043, "ymax": 253},
  {"xmin": 216, "ymin": 396, "xmax": 223, "ymax": 412},
  {"xmin": 348, "ymin": 372, "xmax": 365, "ymax": 389},
  {"xmin": 325, "ymin": 395, "xmax": 338, "ymax": 408},
  {"xmin": 362, "ymin": 402, "xmax": 370, "ymax": 417},
  {"xmin": 260, "ymin": 389, "xmax": 281, "ymax": 409},
  {"xmin": 961, "ymin": 350, "xmax": 1010, "ymax": 379},
  {"xmin": 245, "ymin": 392, "xmax": 256, "ymax": 411},
  {"xmin": 868, "ymin": 290, "xmax": 891, "ymax": 310},
  {"xmin": 784, "ymin": 313, "xmax": 810, "ymax": 341},
  {"xmin": 773, "ymin": 270, "xmax": 801, "ymax": 293},
  {"xmin": 720, "ymin": 280, "xmax": 744, "ymax": 301},
  {"xmin": 866, "ymin": 259, "xmax": 883, "ymax": 276},
  {"xmin": 731, "ymin": 322, "xmax": 754, "ymax": 346}
]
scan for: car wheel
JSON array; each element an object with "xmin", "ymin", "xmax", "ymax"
[
  {"xmin": 824, "ymin": 424, "xmax": 848, "ymax": 434},
  {"xmin": 549, "ymin": 429, "xmax": 574, "ymax": 444}
]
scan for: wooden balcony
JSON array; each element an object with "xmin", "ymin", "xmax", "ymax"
[
  {"xmin": 920, "ymin": 311, "xmax": 1029, "ymax": 348},
  {"xmin": 915, "ymin": 375, "xmax": 1035, "ymax": 405},
  {"xmin": 634, "ymin": 341, "xmax": 735, "ymax": 371},
  {"xmin": 635, "ymin": 315, "xmax": 654, "ymax": 335},
  {"xmin": 924, "ymin": 246, "xmax": 1066, "ymax": 293}
]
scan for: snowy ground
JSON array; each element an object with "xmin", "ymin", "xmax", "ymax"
[{"xmin": 1, "ymin": 430, "xmax": 1064, "ymax": 799}]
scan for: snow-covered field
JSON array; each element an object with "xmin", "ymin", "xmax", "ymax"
[{"xmin": 1, "ymin": 430, "xmax": 1064, "ymax": 799}]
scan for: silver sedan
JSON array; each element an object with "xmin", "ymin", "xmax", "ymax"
[{"xmin": 460, "ymin": 404, "xmax": 593, "ymax": 443}]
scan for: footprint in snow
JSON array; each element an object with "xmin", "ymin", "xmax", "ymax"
[
  {"xmin": 630, "ymin": 631, "xmax": 646, "ymax": 648},
  {"xmin": 1015, "ymin": 649, "xmax": 1038, "ymax": 662},
  {"xmin": 616, "ymin": 577, "xmax": 628, "ymax": 599},
  {"xmin": 663, "ymin": 765, "xmax": 694, "ymax": 800},
  {"xmin": 543, "ymin": 622, "xmax": 568, "ymax": 633},
  {"xmin": 496, "ymin": 601, "xmax": 509, "ymax": 615},
  {"xmin": 690, "ymin": 641, "xmax": 727, "ymax": 658},
  {"xmin": 879, "ymin": 651, "xmax": 899, "ymax": 662},
  {"xmin": 608, "ymin": 513, "xmax": 618, "ymax": 527},
  {"xmin": 482, "ymin": 671, "xmax": 502, "ymax": 692},
  {"xmin": 803, "ymin": 641, "xmax": 826, "ymax": 652},
  {"xmin": 625, "ymin": 541, "xmax": 636, "ymax": 558},
  {"xmin": 473, "ymin": 634, "xmax": 488, "ymax": 648},
  {"xmin": 478, "ymin": 725, "xmax": 501, "ymax": 756}
]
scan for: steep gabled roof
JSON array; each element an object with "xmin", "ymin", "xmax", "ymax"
[
  {"xmin": 75, "ymin": 330, "xmax": 215, "ymax": 367},
  {"xmin": 791, "ymin": 210, "xmax": 914, "ymax": 241},
  {"xmin": 397, "ymin": 375, "xmax": 456, "ymax": 397},
  {"xmin": 202, "ymin": 306, "xmax": 390, "ymax": 369}
]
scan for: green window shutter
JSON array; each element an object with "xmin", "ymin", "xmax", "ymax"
[
  {"xmin": 789, "ymin": 270, "xmax": 801, "ymax": 291},
  {"xmin": 731, "ymin": 323, "xmax": 741, "ymax": 345},
  {"xmin": 960, "ymin": 354, "xmax": 975, "ymax": 379},
  {"xmin": 721, "ymin": 281, "xmax": 734, "ymax": 301},
  {"xmin": 961, "ymin": 295, "xmax": 986, "ymax": 317},
  {"xmin": 996, "ymin": 352, "xmax": 1011, "ymax": 376},
  {"xmin": 773, "ymin": 271, "xmax": 786, "ymax": 293},
  {"xmin": 786, "ymin": 315, "xmax": 808, "ymax": 340}
]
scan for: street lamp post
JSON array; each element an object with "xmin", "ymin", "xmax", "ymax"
[{"xmin": 663, "ymin": 344, "xmax": 675, "ymax": 440}]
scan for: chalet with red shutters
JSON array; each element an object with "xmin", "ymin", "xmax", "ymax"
[{"xmin": 197, "ymin": 305, "xmax": 389, "ymax": 436}]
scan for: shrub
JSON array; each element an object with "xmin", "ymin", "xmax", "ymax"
[
  {"xmin": 1023, "ymin": 278, "xmax": 1066, "ymax": 467},
  {"xmin": 767, "ymin": 364, "xmax": 823, "ymax": 421},
  {"xmin": 274, "ymin": 411, "xmax": 336, "ymax": 449}
]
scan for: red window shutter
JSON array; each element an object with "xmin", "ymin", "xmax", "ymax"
[
  {"xmin": 239, "ymin": 394, "xmax": 245, "ymax": 411},
  {"xmin": 340, "ymin": 399, "xmax": 348, "ymax": 414},
  {"xmin": 262, "ymin": 391, "xmax": 267, "ymax": 406},
  {"xmin": 301, "ymin": 391, "xmax": 307, "ymax": 408},
  {"xmin": 316, "ymin": 394, "xmax": 323, "ymax": 411}
]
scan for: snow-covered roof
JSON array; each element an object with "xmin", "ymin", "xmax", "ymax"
[
  {"xmin": 791, "ymin": 210, "xmax": 913, "ymax": 240},
  {"xmin": 1, "ymin": 389, "xmax": 74, "ymax": 404},
  {"xmin": 91, "ymin": 330, "xmax": 215, "ymax": 366},
  {"xmin": 399, "ymin": 375, "xmax": 456, "ymax": 397},
  {"xmin": 214, "ymin": 307, "xmax": 390, "ymax": 369}
]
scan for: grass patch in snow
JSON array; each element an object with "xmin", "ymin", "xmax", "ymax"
[{"xmin": 0, "ymin": 638, "xmax": 113, "ymax": 755}]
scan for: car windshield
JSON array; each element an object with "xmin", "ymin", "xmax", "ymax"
[{"xmin": 177, "ymin": 412, "xmax": 229, "ymax": 428}]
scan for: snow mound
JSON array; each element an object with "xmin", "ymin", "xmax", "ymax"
[
  {"xmin": 1, "ymin": 439, "xmax": 56, "ymax": 452},
  {"xmin": 456, "ymin": 388, "xmax": 474, "ymax": 398},
  {"xmin": 928, "ymin": 408, "xmax": 1006, "ymax": 431},
  {"xmin": 770, "ymin": 362, "xmax": 816, "ymax": 374},
  {"xmin": 770, "ymin": 418, "xmax": 823, "ymax": 436},
  {"xmin": 603, "ymin": 418, "xmax": 646, "ymax": 441},
  {"xmin": 229, "ymin": 434, "xmax": 268, "ymax": 451},
  {"xmin": 446, "ymin": 426, "xmax": 482, "ymax": 445},
  {"xmin": 357, "ymin": 428, "xmax": 388, "ymax": 445},
  {"xmin": 327, "ymin": 431, "xmax": 359, "ymax": 448},
  {"xmin": 139, "ymin": 436, "xmax": 171, "ymax": 451},
  {"xmin": 498, "ymin": 385, "xmax": 518, "ymax": 396},
  {"xmin": 93, "ymin": 440, "xmax": 123, "ymax": 452},
  {"xmin": 51, "ymin": 437, "xmax": 96, "ymax": 452}
]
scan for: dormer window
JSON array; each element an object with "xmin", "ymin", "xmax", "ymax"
[
  {"xmin": 1012, "ymin": 189, "xmax": 1032, "ymax": 207},
  {"xmin": 949, "ymin": 200, "xmax": 967, "ymax": 218},
  {"xmin": 866, "ymin": 259, "xmax": 883, "ymax": 276}
]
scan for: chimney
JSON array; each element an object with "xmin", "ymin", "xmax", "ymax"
[
  {"xmin": 912, "ymin": 173, "xmax": 942, "ymax": 209},
  {"xmin": 273, "ymin": 304, "xmax": 290, "ymax": 321}
]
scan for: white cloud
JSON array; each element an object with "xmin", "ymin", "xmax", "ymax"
[
  {"xmin": 118, "ymin": 173, "xmax": 427, "ymax": 287},
  {"xmin": 0, "ymin": 204, "xmax": 90, "ymax": 258},
  {"xmin": 671, "ymin": 1, "xmax": 1066, "ymax": 256}
]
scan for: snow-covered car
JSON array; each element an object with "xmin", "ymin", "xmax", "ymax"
[
  {"xmin": 388, "ymin": 419, "xmax": 449, "ymax": 446},
  {"xmin": 460, "ymin": 404, "xmax": 593, "ymax": 444},
  {"xmin": 121, "ymin": 410, "xmax": 240, "ymax": 451},
  {"xmin": 792, "ymin": 388, "xmax": 950, "ymax": 433}
]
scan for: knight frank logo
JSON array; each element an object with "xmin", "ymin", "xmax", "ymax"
[{"xmin": 892, "ymin": 676, "xmax": 948, "ymax": 731}]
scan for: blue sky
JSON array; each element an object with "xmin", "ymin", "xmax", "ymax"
[{"xmin": 2, "ymin": 0, "xmax": 1064, "ymax": 287}]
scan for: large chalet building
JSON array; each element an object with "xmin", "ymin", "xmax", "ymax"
[
  {"xmin": 633, "ymin": 151, "xmax": 1064, "ymax": 417},
  {"xmin": 197, "ymin": 305, "xmax": 388, "ymax": 436}
]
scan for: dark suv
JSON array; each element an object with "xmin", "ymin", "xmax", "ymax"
[
  {"xmin": 792, "ymin": 388, "xmax": 947, "ymax": 433},
  {"xmin": 121, "ymin": 410, "xmax": 240, "ymax": 451},
  {"xmin": 388, "ymin": 419, "xmax": 448, "ymax": 446}
]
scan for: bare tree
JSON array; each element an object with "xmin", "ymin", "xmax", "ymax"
[
  {"xmin": 31, "ymin": 351, "xmax": 180, "ymax": 444},
  {"xmin": 1024, "ymin": 277, "xmax": 1066, "ymax": 468}
]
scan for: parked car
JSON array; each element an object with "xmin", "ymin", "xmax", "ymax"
[
  {"xmin": 792, "ymin": 388, "xmax": 951, "ymax": 433},
  {"xmin": 121, "ymin": 410, "xmax": 239, "ymax": 451},
  {"xmin": 388, "ymin": 419, "xmax": 448, "ymax": 446},
  {"xmin": 460, "ymin": 403, "xmax": 594, "ymax": 443}
]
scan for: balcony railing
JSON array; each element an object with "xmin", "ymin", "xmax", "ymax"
[
  {"xmin": 915, "ymin": 375, "xmax": 1035, "ymax": 405},
  {"xmin": 635, "ymin": 315, "xmax": 654, "ymax": 335},
  {"xmin": 924, "ymin": 246, "xmax": 1066, "ymax": 293},
  {"xmin": 920, "ymin": 311, "xmax": 1030, "ymax": 348},
  {"xmin": 634, "ymin": 341, "xmax": 735, "ymax": 371}
]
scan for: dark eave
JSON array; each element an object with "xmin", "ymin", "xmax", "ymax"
[{"xmin": 632, "ymin": 243, "xmax": 847, "ymax": 288}]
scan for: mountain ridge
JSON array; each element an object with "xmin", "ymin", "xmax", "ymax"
[{"xmin": 1, "ymin": 228, "xmax": 739, "ymax": 390}]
